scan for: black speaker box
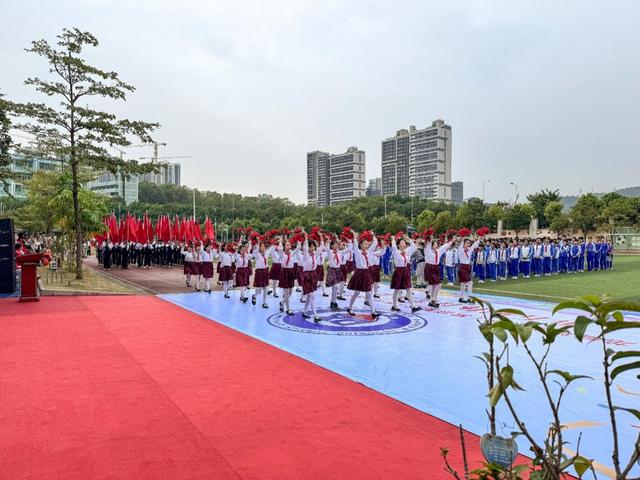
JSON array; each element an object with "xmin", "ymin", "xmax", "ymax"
[{"xmin": 0, "ymin": 218, "xmax": 16, "ymax": 293}]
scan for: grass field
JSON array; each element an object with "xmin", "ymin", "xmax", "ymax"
[
  {"xmin": 442, "ymin": 255, "xmax": 640, "ymax": 303},
  {"xmin": 38, "ymin": 266, "xmax": 139, "ymax": 294}
]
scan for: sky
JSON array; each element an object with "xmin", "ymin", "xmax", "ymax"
[{"xmin": 2, "ymin": 0, "xmax": 640, "ymax": 204}]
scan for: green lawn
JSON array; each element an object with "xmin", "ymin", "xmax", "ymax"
[{"xmin": 442, "ymin": 255, "xmax": 640, "ymax": 303}]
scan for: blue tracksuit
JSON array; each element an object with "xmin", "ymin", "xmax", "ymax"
[
  {"xmin": 586, "ymin": 242, "xmax": 596, "ymax": 271},
  {"xmin": 570, "ymin": 245, "xmax": 581, "ymax": 272},
  {"xmin": 508, "ymin": 246, "xmax": 520, "ymax": 277}
]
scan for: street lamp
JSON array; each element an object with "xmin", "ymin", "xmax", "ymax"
[
  {"xmin": 482, "ymin": 179, "xmax": 490, "ymax": 202},
  {"xmin": 510, "ymin": 182, "xmax": 519, "ymax": 205}
]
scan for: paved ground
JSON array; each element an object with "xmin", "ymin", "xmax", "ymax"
[{"xmin": 85, "ymin": 256, "xmax": 206, "ymax": 294}]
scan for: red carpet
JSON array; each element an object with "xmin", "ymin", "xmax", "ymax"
[{"xmin": 1, "ymin": 295, "xmax": 495, "ymax": 479}]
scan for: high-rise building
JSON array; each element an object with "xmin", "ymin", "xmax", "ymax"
[
  {"xmin": 367, "ymin": 177, "xmax": 382, "ymax": 197},
  {"xmin": 0, "ymin": 154, "xmax": 59, "ymax": 199},
  {"xmin": 381, "ymin": 119, "xmax": 452, "ymax": 201},
  {"xmin": 139, "ymin": 162, "xmax": 181, "ymax": 186},
  {"xmin": 307, "ymin": 147, "xmax": 366, "ymax": 206},
  {"xmin": 451, "ymin": 181, "xmax": 464, "ymax": 205},
  {"xmin": 88, "ymin": 172, "xmax": 139, "ymax": 205}
]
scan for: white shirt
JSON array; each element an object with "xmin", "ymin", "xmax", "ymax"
[
  {"xmin": 252, "ymin": 246, "xmax": 269, "ymax": 269},
  {"xmin": 353, "ymin": 237, "xmax": 378, "ymax": 269},
  {"xmin": 235, "ymin": 253, "xmax": 251, "ymax": 268},
  {"xmin": 425, "ymin": 241, "xmax": 451, "ymax": 265},
  {"xmin": 327, "ymin": 247, "xmax": 342, "ymax": 268},
  {"xmin": 302, "ymin": 241, "xmax": 318, "ymax": 272},
  {"xmin": 391, "ymin": 240, "xmax": 417, "ymax": 267},
  {"xmin": 457, "ymin": 240, "xmax": 480, "ymax": 265},
  {"xmin": 279, "ymin": 246, "xmax": 300, "ymax": 268}
]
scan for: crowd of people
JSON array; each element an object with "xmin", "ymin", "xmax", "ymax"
[{"xmin": 95, "ymin": 229, "xmax": 615, "ymax": 318}]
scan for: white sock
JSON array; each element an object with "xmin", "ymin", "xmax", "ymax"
[
  {"xmin": 406, "ymin": 289, "xmax": 415, "ymax": 307},
  {"xmin": 349, "ymin": 291, "xmax": 359, "ymax": 309},
  {"xmin": 392, "ymin": 290, "xmax": 399, "ymax": 307},
  {"xmin": 366, "ymin": 291, "xmax": 375, "ymax": 313}
]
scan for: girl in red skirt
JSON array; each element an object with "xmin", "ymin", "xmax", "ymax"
[
  {"xmin": 182, "ymin": 245, "xmax": 193, "ymax": 287},
  {"xmin": 337, "ymin": 240, "xmax": 351, "ymax": 301},
  {"xmin": 268, "ymin": 241, "xmax": 281, "ymax": 298},
  {"xmin": 424, "ymin": 238, "xmax": 455, "ymax": 308},
  {"xmin": 251, "ymin": 242, "xmax": 270, "ymax": 308},
  {"xmin": 457, "ymin": 237, "xmax": 481, "ymax": 303},
  {"xmin": 235, "ymin": 243, "xmax": 252, "ymax": 303},
  {"xmin": 218, "ymin": 244, "xmax": 234, "ymax": 298},
  {"xmin": 201, "ymin": 243, "xmax": 216, "ymax": 294},
  {"xmin": 367, "ymin": 238, "xmax": 385, "ymax": 298},
  {"xmin": 325, "ymin": 239, "xmax": 345, "ymax": 310},
  {"xmin": 347, "ymin": 231, "xmax": 380, "ymax": 317},
  {"xmin": 191, "ymin": 244, "xmax": 203, "ymax": 292},
  {"xmin": 301, "ymin": 235, "xmax": 320, "ymax": 322},
  {"xmin": 315, "ymin": 242, "xmax": 328, "ymax": 297},
  {"xmin": 390, "ymin": 236, "xmax": 421, "ymax": 312},
  {"xmin": 278, "ymin": 238, "xmax": 300, "ymax": 315}
]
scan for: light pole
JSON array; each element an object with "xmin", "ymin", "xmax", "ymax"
[
  {"xmin": 192, "ymin": 189, "xmax": 196, "ymax": 219},
  {"xmin": 411, "ymin": 197, "xmax": 414, "ymax": 224},
  {"xmin": 510, "ymin": 182, "xmax": 519, "ymax": 205},
  {"xmin": 384, "ymin": 195, "xmax": 388, "ymax": 217},
  {"xmin": 482, "ymin": 179, "xmax": 490, "ymax": 202}
]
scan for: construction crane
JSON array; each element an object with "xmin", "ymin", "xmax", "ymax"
[{"xmin": 138, "ymin": 155, "xmax": 192, "ymax": 162}]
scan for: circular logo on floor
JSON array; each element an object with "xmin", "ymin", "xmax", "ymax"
[{"xmin": 266, "ymin": 309, "xmax": 427, "ymax": 336}]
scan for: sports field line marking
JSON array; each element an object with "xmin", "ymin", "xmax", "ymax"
[{"xmin": 441, "ymin": 286, "xmax": 571, "ymax": 301}]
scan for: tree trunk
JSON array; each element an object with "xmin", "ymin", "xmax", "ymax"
[{"xmin": 71, "ymin": 162, "xmax": 83, "ymax": 280}]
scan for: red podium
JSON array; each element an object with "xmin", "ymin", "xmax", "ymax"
[{"xmin": 16, "ymin": 253, "xmax": 43, "ymax": 302}]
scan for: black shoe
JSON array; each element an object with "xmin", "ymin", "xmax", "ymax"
[
  {"xmin": 337, "ymin": 296, "xmax": 346, "ymax": 301},
  {"xmin": 347, "ymin": 308, "xmax": 354, "ymax": 316},
  {"xmin": 391, "ymin": 306, "xmax": 401, "ymax": 312},
  {"xmin": 273, "ymin": 294, "xmax": 280, "ymax": 298},
  {"xmin": 224, "ymin": 294, "xmax": 230, "ymax": 299},
  {"xmin": 364, "ymin": 300, "xmax": 370, "ymax": 306},
  {"xmin": 313, "ymin": 316, "xmax": 321, "ymax": 323},
  {"xmin": 302, "ymin": 312, "xmax": 311, "ymax": 319},
  {"xmin": 279, "ymin": 302, "xmax": 284, "ymax": 312},
  {"xmin": 428, "ymin": 300, "xmax": 439, "ymax": 308},
  {"xmin": 398, "ymin": 298, "xmax": 406, "ymax": 303},
  {"xmin": 331, "ymin": 302, "xmax": 339, "ymax": 310},
  {"xmin": 251, "ymin": 295, "xmax": 256, "ymax": 305},
  {"xmin": 458, "ymin": 298, "xmax": 465, "ymax": 303},
  {"xmin": 241, "ymin": 297, "xmax": 248, "ymax": 303},
  {"xmin": 373, "ymin": 294, "xmax": 380, "ymax": 298},
  {"xmin": 371, "ymin": 312, "xmax": 381, "ymax": 318},
  {"xmin": 267, "ymin": 289, "xmax": 273, "ymax": 296},
  {"xmin": 206, "ymin": 289, "xmax": 212, "ymax": 294},
  {"xmin": 322, "ymin": 293, "xmax": 329, "ymax": 297},
  {"xmin": 411, "ymin": 306, "xmax": 422, "ymax": 313},
  {"xmin": 286, "ymin": 310, "xmax": 294, "ymax": 316},
  {"xmin": 262, "ymin": 303, "xmax": 269, "ymax": 309},
  {"xmin": 196, "ymin": 288, "xmax": 201, "ymax": 292},
  {"xmin": 186, "ymin": 281, "xmax": 190, "ymax": 287},
  {"xmin": 295, "ymin": 287, "xmax": 301, "ymax": 292},
  {"xmin": 425, "ymin": 292, "xmax": 431, "ymax": 299}
]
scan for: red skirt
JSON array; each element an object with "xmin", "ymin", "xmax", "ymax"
[
  {"xmin": 235, "ymin": 266, "xmax": 251, "ymax": 287},
  {"xmin": 346, "ymin": 260, "xmax": 355, "ymax": 273},
  {"xmin": 426, "ymin": 264, "xmax": 441, "ymax": 285},
  {"xmin": 391, "ymin": 265, "xmax": 411, "ymax": 290},
  {"xmin": 348, "ymin": 268, "xmax": 373, "ymax": 292},
  {"xmin": 315, "ymin": 264, "xmax": 325, "ymax": 282},
  {"xmin": 326, "ymin": 267, "xmax": 344, "ymax": 287},
  {"xmin": 269, "ymin": 263, "xmax": 282, "ymax": 280},
  {"xmin": 231, "ymin": 262, "xmax": 237, "ymax": 273},
  {"xmin": 295, "ymin": 264, "xmax": 304, "ymax": 285},
  {"xmin": 458, "ymin": 264, "xmax": 472, "ymax": 283},
  {"xmin": 368, "ymin": 265, "xmax": 381, "ymax": 283},
  {"xmin": 201, "ymin": 262, "xmax": 214, "ymax": 279},
  {"xmin": 183, "ymin": 261, "xmax": 191, "ymax": 275},
  {"xmin": 340, "ymin": 263, "xmax": 348, "ymax": 279},
  {"xmin": 279, "ymin": 267, "xmax": 296, "ymax": 289},
  {"xmin": 253, "ymin": 268, "xmax": 269, "ymax": 288},
  {"xmin": 191, "ymin": 261, "xmax": 202, "ymax": 276},
  {"xmin": 219, "ymin": 265, "xmax": 233, "ymax": 282},
  {"xmin": 216, "ymin": 262, "xmax": 222, "ymax": 274},
  {"xmin": 302, "ymin": 270, "xmax": 318, "ymax": 295}
]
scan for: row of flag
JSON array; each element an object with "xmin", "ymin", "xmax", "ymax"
[{"xmin": 95, "ymin": 214, "xmax": 215, "ymax": 245}]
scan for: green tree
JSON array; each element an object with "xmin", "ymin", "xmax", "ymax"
[
  {"xmin": 504, "ymin": 203, "xmax": 535, "ymax": 230},
  {"xmin": 455, "ymin": 198, "xmax": 487, "ymax": 229},
  {"xmin": 0, "ymin": 92, "xmax": 12, "ymax": 196},
  {"xmin": 600, "ymin": 192, "xmax": 624, "ymax": 208},
  {"xmin": 486, "ymin": 203, "xmax": 507, "ymax": 230},
  {"xmin": 570, "ymin": 193, "xmax": 603, "ymax": 234},
  {"xmin": 549, "ymin": 213, "xmax": 571, "ymax": 234},
  {"xmin": 433, "ymin": 210, "xmax": 454, "ymax": 233},
  {"xmin": 602, "ymin": 197, "xmax": 638, "ymax": 226},
  {"xmin": 526, "ymin": 189, "xmax": 561, "ymax": 228},
  {"xmin": 415, "ymin": 209, "xmax": 435, "ymax": 231},
  {"xmin": 4, "ymin": 28, "xmax": 158, "ymax": 279},
  {"xmin": 543, "ymin": 201, "xmax": 564, "ymax": 226}
]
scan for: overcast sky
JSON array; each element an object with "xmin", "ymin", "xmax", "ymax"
[{"xmin": 2, "ymin": 0, "xmax": 640, "ymax": 203}]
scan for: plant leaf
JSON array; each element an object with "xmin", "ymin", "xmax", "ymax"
[
  {"xmin": 610, "ymin": 361, "xmax": 640, "ymax": 380},
  {"xmin": 573, "ymin": 455, "xmax": 592, "ymax": 477},
  {"xmin": 611, "ymin": 350, "xmax": 640, "ymax": 362},
  {"xmin": 553, "ymin": 301, "xmax": 593, "ymax": 316},
  {"xmin": 573, "ymin": 315, "xmax": 593, "ymax": 342},
  {"xmin": 613, "ymin": 406, "xmax": 640, "ymax": 422}
]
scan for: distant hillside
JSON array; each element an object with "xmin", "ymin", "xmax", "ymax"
[{"xmin": 560, "ymin": 186, "xmax": 640, "ymax": 209}]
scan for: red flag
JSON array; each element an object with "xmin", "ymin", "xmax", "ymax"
[
  {"xmin": 194, "ymin": 220, "xmax": 203, "ymax": 242},
  {"xmin": 204, "ymin": 217, "xmax": 215, "ymax": 240}
]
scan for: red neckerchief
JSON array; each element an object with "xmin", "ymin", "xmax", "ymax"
[
  {"xmin": 401, "ymin": 251, "xmax": 406, "ymax": 265},
  {"xmin": 312, "ymin": 255, "xmax": 316, "ymax": 270},
  {"xmin": 435, "ymin": 249, "xmax": 439, "ymax": 264},
  {"xmin": 333, "ymin": 251, "xmax": 339, "ymax": 265},
  {"xmin": 285, "ymin": 252, "xmax": 291, "ymax": 267},
  {"xmin": 463, "ymin": 247, "xmax": 469, "ymax": 258},
  {"xmin": 362, "ymin": 250, "xmax": 369, "ymax": 268},
  {"xmin": 262, "ymin": 252, "xmax": 267, "ymax": 267}
]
